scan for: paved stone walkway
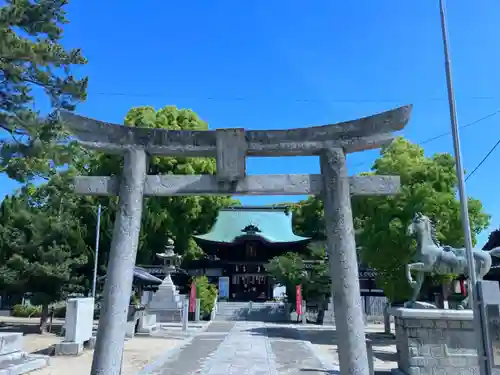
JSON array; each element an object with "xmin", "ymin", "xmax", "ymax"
[{"xmin": 149, "ymin": 322, "xmax": 333, "ymax": 375}]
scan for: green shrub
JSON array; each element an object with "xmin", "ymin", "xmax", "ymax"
[
  {"xmin": 52, "ymin": 305, "xmax": 66, "ymax": 318},
  {"xmin": 194, "ymin": 276, "xmax": 217, "ymax": 319},
  {"xmin": 12, "ymin": 304, "xmax": 41, "ymax": 317},
  {"xmin": 12, "ymin": 302, "xmax": 98, "ymax": 320}
]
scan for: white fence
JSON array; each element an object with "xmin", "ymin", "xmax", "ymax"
[
  {"xmin": 306, "ymin": 295, "xmax": 388, "ymax": 324},
  {"xmin": 361, "ymin": 295, "xmax": 387, "ymax": 318}
]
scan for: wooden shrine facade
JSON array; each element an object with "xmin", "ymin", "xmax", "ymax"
[{"xmin": 139, "ymin": 205, "xmax": 384, "ymax": 301}]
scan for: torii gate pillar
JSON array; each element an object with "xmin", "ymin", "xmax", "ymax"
[
  {"xmin": 90, "ymin": 148, "xmax": 147, "ymax": 375},
  {"xmin": 321, "ymin": 147, "xmax": 368, "ymax": 375}
]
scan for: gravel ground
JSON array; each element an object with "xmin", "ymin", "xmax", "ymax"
[
  {"xmin": 29, "ymin": 336, "xmax": 183, "ymax": 375},
  {"xmin": 0, "ymin": 317, "xmax": 185, "ymax": 375}
]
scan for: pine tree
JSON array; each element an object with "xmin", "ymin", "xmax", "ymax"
[
  {"xmin": 0, "ymin": 0, "xmax": 87, "ymax": 181},
  {"xmin": 0, "ymin": 183, "xmax": 88, "ymax": 333}
]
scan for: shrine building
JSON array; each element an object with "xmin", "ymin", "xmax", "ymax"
[
  {"xmin": 188, "ymin": 206, "xmax": 311, "ymax": 301},
  {"xmin": 138, "ymin": 205, "xmax": 384, "ymax": 302}
]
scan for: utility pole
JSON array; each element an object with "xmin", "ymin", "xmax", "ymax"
[
  {"xmin": 439, "ymin": 1, "xmax": 489, "ymax": 374},
  {"xmin": 91, "ymin": 204, "xmax": 102, "ymax": 298}
]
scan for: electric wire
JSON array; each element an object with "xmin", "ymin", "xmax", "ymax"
[
  {"xmin": 351, "ymin": 108, "xmax": 500, "ymax": 171},
  {"xmin": 92, "ymin": 90, "xmax": 500, "ymax": 180},
  {"xmin": 465, "ymin": 138, "xmax": 500, "ymax": 182},
  {"xmin": 92, "ymin": 91, "xmax": 500, "ymax": 104}
]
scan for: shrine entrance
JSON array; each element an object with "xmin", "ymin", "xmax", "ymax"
[
  {"xmin": 62, "ymin": 104, "xmax": 412, "ymax": 375},
  {"xmin": 190, "ymin": 205, "xmax": 311, "ymax": 302},
  {"xmin": 230, "ymin": 273, "xmax": 269, "ymax": 301}
]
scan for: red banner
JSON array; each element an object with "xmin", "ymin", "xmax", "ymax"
[
  {"xmin": 296, "ymin": 285, "xmax": 303, "ymax": 315},
  {"xmin": 460, "ymin": 280, "xmax": 467, "ymax": 296},
  {"xmin": 189, "ymin": 281, "xmax": 197, "ymax": 313}
]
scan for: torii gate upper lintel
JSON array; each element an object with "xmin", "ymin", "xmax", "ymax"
[
  {"xmin": 60, "ymin": 104, "xmax": 412, "ymax": 157},
  {"xmin": 62, "ymin": 105, "xmax": 413, "ymax": 375}
]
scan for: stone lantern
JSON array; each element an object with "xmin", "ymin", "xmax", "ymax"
[
  {"xmin": 157, "ymin": 238, "xmax": 181, "ymax": 286},
  {"xmin": 146, "ymin": 238, "xmax": 183, "ymax": 322}
]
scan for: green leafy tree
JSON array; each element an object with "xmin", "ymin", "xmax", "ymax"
[
  {"xmin": 266, "ymin": 252, "xmax": 306, "ymax": 306},
  {"xmin": 0, "ymin": 184, "xmax": 88, "ymax": 332},
  {"xmin": 291, "ymin": 138, "xmax": 490, "ymax": 302},
  {"xmin": 266, "ymin": 244, "xmax": 330, "ymax": 322},
  {"xmin": 302, "ymin": 244, "xmax": 330, "ymax": 306},
  {"xmin": 78, "ymin": 106, "xmax": 238, "ymax": 267},
  {"xmin": 0, "ymin": 0, "xmax": 88, "ymax": 182},
  {"xmin": 292, "ymin": 198, "xmax": 325, "ymax": 240},
  {"xmin": 193, "ymin": 276, "xmax": 217, "ymax": 318},
  {"xmin": 353, "ymin": 137, "xmax": 489, "ymax": 302}
]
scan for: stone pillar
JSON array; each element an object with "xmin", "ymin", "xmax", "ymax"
[
  {"xmin": 383, "ymin": 302, "xmax": 391, "ymax": 335},
  {"xmin": 320, "ymin": 147, "xmax": 369, "ymax": 375},
  {"xmin": 91, "ymin": 148, "xmax": 147, "ymax": 375},
  {"xmin": 195, "ymin": 299, "xmax": 201, "ymax": 322},
  {"xmin": 182, "ymin": 296, "xmax": 189, "ymax": 331}
]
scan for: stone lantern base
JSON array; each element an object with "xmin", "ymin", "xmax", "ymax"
[{"xmin": 146, "ymin": 273, "xmax": 183, "ymax": 322}]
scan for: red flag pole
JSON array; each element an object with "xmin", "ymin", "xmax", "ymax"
[
  {"xmin": 296, "ymin": 285, "xmax": 303, "ymax": 316},
  {"xmin": 189, "ymin": 281, "xmax": 197, "ymax": 313}
]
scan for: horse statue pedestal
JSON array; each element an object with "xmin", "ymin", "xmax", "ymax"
[
  {"xmin": 389, "ymin": 307, "xmax": 479, "ymax": 375},
  {"xmin": 404, "ymin": 301, "xmax": 437, "ymax": 309}
]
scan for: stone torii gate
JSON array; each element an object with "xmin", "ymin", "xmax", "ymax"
[{"xmin": 61, "ymin": 104, "xmax": 412, "ymax": 375}]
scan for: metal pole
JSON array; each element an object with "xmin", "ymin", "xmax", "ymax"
[
  {"xmin": 439, "ymin": 1, "xmax": 489, "ymax": 374},
  {"xmin": 439, "ymin": 0, "xmax": 476, "ymax": 300},
  {"xmin": 92, "ymin": 204, "xmax": 102, "ymax": 298}
]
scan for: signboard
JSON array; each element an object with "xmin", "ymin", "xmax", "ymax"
[
  {"xmin": 488, "ymin": 314, "xmax": 500, "ymax": 366},
  {"xmin": 218, "ymin": 276, "xmax": 230, "ymax": 298},
  {"xmin": 231, "ymin": 264, "xmax": 266, "ymax": 274},
  {"xmin": 189, "ymin": 281, "xmax": 196, "ymax": 313},
  {"xmin": 296, "ymin": 285, "xmax": 303, "ymax": 315}
]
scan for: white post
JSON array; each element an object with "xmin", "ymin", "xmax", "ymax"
[
  {"xmin": 195, "ymin": 298, "xmax": 201, "ymax": 322},
  {"xmin": 91, "ymin": 204, "xmax": 102, "ymax": 298},
  {"xmin": 383, "ymin": 302, "xmax": 391, "ymax": 335},
  {"xmin": 182, "ymin": 296, "xmax": 189, "ymax": 332},
  {"xmin": 301, "ymin": 300, "xmax": 307, "ymax": 324}
]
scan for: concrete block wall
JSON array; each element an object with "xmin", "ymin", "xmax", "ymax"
[{"xmin": 391, "ymin": 308, "xmax": 479, "ymax": 375}]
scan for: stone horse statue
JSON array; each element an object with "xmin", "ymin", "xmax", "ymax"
[{"xmin": 406, "ymin": 212, "xmax": 500, "ymax": 309}]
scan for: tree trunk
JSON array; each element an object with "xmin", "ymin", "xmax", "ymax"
[
  {"xmin": 316, "ymin": 298, "xmax": 327, "ymax": 325},
  {"xmin": 38, "ymin": 304, "xmax": 50, "ymax": 334}
]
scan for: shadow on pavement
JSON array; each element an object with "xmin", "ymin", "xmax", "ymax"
[
  {"xmin": 300, "ymin": 368, "xmax": 391, "ymax": 375},
  {"xmin": 246, "ymin": 325, "xmax": 398, "ymax": 364},
  {"xmin": 245, "ymin": 325, "xmax": 395, "ymax": 347}
]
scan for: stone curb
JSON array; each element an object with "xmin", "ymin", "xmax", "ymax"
[
  {"xmin": 294, "ymin": 327, "xmax": 341, "ymax": 375},
  {"xmin": 135, "ymin": 320, "xmax": 213, "ymax": 375}
]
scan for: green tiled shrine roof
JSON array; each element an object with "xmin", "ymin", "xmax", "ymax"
[{"xmin": 193, "ymin": 206, "xmax": 310, "ymax": 245}]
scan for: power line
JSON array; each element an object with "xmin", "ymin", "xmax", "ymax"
[
  {"xmin": 420, "ymin": 109, "xmax": 500, "ymax": 146},
  {"xmin": 351, "ymin": 108, "xmax": 500, "ymax": 170},
  {"xmin": 92, "ymin": 91, "xmax": 500, "ymax": 104},
  {"xmin": 92, "ymin": 88, "xmax": 500, "ymax": 178},
  {"xmin": 465, "ymin": 138, "xmax": 500, "ymax": 182}
]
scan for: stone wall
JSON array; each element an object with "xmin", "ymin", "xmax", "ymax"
[{"xmin": 391, "ymin": 308, "xmax": 479, "ymax": 375}]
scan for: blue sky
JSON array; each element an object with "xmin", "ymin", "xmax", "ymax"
[{"xmin": 2, "ymin": 1, "xmax": 500, "ymax": 245}]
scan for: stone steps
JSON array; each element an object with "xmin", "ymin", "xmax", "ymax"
[
  {"xmin": 0, "ymin": 355, "xmax": 50, "ymax": 375},
  {"xmin": 214, "ymin": 302, "xmax": 286, "ymax": 322},
  {"xmin": 148, "ymin": 308, "xmax": 182, "ymax": 323},
  {"xmin": 0, "ymin": 332, "xmax": 49, "ymax": 375}
]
